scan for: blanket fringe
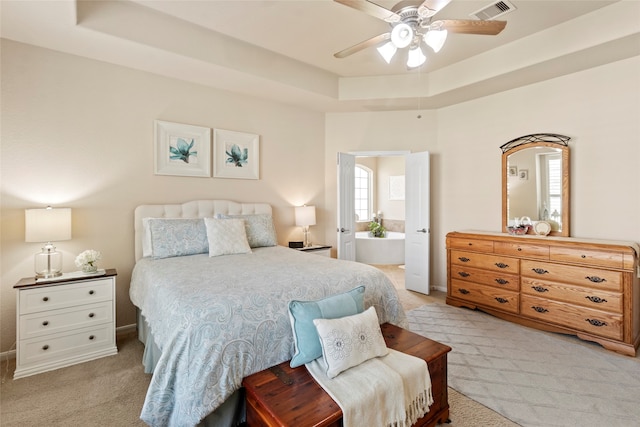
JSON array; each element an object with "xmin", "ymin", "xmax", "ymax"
[{"xmin": 387, "ymin": 388, "xmax": 433, "ymax": 427}]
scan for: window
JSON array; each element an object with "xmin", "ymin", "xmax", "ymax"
[
  {"xmin": 538, "ymin": 152, "xmax": 562, "ymax": 224},
  {"xmin": 354, "ymin": 165, "xmax": 372, "ymax": 222}
]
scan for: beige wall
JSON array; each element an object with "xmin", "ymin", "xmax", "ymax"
[
  {"xmin": 325, "ymin": 56, "xmax": 640, "ymax": 291},
  {"xmin": 0, "ymin": 40, "xmax": 326, "ymax": 352}
]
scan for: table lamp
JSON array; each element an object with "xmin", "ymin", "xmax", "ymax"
[
  {"xmin": 25, "ymin": 206, "xmax": 72, "ymax": 278},
  {"xmin": 295, "ymin": 205, "xmax": 316, "ymax": 248}
]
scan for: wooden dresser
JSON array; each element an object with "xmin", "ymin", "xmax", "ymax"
[{"xmin": 446, "ymin": 231, "xmax": 640, "ymax": 356}]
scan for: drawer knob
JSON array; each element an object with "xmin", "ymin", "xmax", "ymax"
[
  {"xmin": 517, "ymin": 248, "xmax": 522, "ymax": 251},
  {"xmin": 89, "ymin": 313, "xmax": 95, "ymax": 318},
  {"xmin": 531, "ymin": 268, "xmax": 549, "ymax": 275},
  {"xmin": 89, "ymin": 290, "xmax": 95, "ymax": 295},
  {"xmin": 585, "ymin": 276, "xmax": 606, "ymax": 283},
  {"xmin": 581, "ymin": 254, "xmax": 586, "ymax": 258},
  {"xmin": 531, "ymin": 286, "xmax": 549, "ymax": 293},
  {"xmin": 495, "ymin": 278, "xmax": 509, "ymax": 285},
  {"xmin": 42, "ymin": 297, "xmax": 49, "ymax": 302},
  {"xmin": 458, "ymin": 272, "xmax": 470, "ymax": 278},
  {"xmin": 586, "ymin": 318, "xmax": 607, "ymax": 327},
  {"xmin": 42, "ymin": 320, "xmax": 49, "ymax": 326},
  {"xmin": 494, "ymin": 262, "xmax": 509, "ymax": 269},
  {"xmin": 531, "ymin": 306, "xmax": 549, "ymax": 313},
  {"xmin": 585, "ymin": 296, "xmax": 608, "ymax": 304},
  {"xmin": 495, "ymin": 297, "xmax": 509, "ymax": 304},
  {"xmin": 89, "ymin": 335, "xmax": 95, "ymax": 340},
  {"xmin": 458, "ymin": 257, "xmax": 470, "ymax": 262},
  {"xmin": 42, "ymin": 344, "xmax": 49, "ymax": 351},
  {"xmin": 458, "ymin": 288, "xmax": 470, "ymax": 295}
]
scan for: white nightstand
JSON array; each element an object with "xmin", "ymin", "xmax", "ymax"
[
  {"xmin": 13, "ymin": 269, "xmax": 118, "ymax": 379},
  {"xmin": 296, "ymin": 245, "xmax": 332, "ymax": 257}
]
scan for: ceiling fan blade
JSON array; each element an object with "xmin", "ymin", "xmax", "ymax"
[
  {"xmin": 416, "ymin": 0, "xmax": 452, "ymax": 17},
  {"xmin": 439, "ymin": 19, "xmax": 507, "ymax": 35},
  {"xmin": 334, "ymin": 0, "xmax": 401, "ymax": 23},
  {"xmin": 334, "ymin": 33, "xmax": 391, "ymax": 58}
]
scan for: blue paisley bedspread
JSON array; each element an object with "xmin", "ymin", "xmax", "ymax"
[{"xmin": 129, "ymin": 245, "xmax": 406, "ymax": 426}]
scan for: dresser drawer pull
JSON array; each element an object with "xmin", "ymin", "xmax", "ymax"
[
  {"xmin": 586, "ymin": 319, "xmax": 607, "ymax": 327},
  {"xmin": 531, "ymin": 306, "xmax": 549, "ymax": 313},
  {"xmin": 42, "ymin": 297, "xmax": 49, "ymax": 302},
  {"xmin": 42, "ymin": 345, "xmax": 49, "ymax": 351},
  {"xmin": 457, "ymin": 272, "xmax": 470, "ymax": 278},
  {"xmin": 495, "ymin": 278, "xmax": 509, "ymax": 285},
  {"xmin": 517, "ymin": 247, "xmax": 522, "ymax": 251},
  {"xmin": 458, "ymin": 257, "xmax": 470, "ymax": 263},
  {"xmin": 458, "ymin": 288, "xmax": 470, "ymax": 295},
  {"xmin": 494, "ymin": 262, "xmax": 509, "ymax": 269},
  {"xmin": 585, "ymin": 296, "xmax": 608, "ymax": 304},
  {"xmin": 495, "ymin": 297, "xmax": 509, "ymax": 304},
  {"xmin": 89, "ymin": 290, "xmax": 95, "ymax": 295},
  {"xmin": 89, "ymin": 335, "xmax": 95, "ymax": 340},
  {"xmin": 585, "ymin": 276, "xmax": 606, "ymax": 283},
  {"xmin": 89, "ymin": 313, "xmax": 95, "ymax": 318},
  {"xmin": 531, "ymin": 268, "xmax": 549, "ymax": 275},
  {"xmin": 42, "ymin": 320, "xmax": 49, "ymax": 326},
  {"xmin": 581, "ymin": 254, "xmax": 586, "ymax": 258},
  {"xmin": 531, "ymin": 286, "xmax": 549, "ymax": 293}
]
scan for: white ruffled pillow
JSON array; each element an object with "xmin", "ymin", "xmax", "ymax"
[
  {"xmin": 204, "ymin": 217, "xmax": 252, "ymax": 257},
  {"xmin": 313, "ymin": 306, "xmax": 388, "ymax": 379}
]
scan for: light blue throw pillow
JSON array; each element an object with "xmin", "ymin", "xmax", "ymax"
[
  {"xmin": 288, "ymin": 286, "xmax": 365, "ymax": 368},
  {"xmin": 147, "ymin": 218, "xmax": 208, "ymax": 259},
  {"xmin": 216, "ymin": 214, "xmax": 277, "ymax": 248}
]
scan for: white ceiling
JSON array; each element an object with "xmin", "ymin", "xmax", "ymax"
[{"xmin": 2, "ymin": 0, "xmax": 639, "ymax": 112}]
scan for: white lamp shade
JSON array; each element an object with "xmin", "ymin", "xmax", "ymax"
[
  {"xmin": 390, "ymin": 23, "xmax": 413, "ymax": 49},
  {"xmin": 25, "ymin": 207, "xmax": 72, "ymax": 242},
  {"xmin": 407, "ymin": 46, "xmax": 427, "ymax": 68},
  {"xmin": 295, "ymin": 205, "xmax": 316, "ymax": 227},
  {"xmin": 424, "ymin": 29, "xmax": 447, "ymax": 53},
  {"xmin": 376, "ymin": 42, "xmax": 397, "ymax": 63}
]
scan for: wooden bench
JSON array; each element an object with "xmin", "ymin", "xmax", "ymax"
[{"xmin": 242, "ymin": 323, "xmax": 452, "ymax": 427}]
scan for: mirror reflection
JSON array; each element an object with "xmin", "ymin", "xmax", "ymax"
[{"xmin": 501, "ymin": 134, "xmax": 570, "ymax": 237}]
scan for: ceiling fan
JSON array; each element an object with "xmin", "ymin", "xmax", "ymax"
[{"xmin": 333, "ymin": 0, "xmax": 507, "ymax": 68}]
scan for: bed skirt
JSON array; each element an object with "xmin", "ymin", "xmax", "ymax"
[{"xmin": 136, "ymin": 309, "xmax": 245, "ymax": 427}]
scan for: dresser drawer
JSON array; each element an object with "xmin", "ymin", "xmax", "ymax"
[
  {"xmin": 19, "ymin": 279, "xmax": 113, "ymax": 314},
  {"xmin": 451, "ymin": 265, "xmax": 519, "ymax": 291},
  {"xmin": 448, "ymin": 237, "xmax": 494, "ymax": 253},
  {"xmin": 521, "ymin": 278, "xmax": 622, "ymax": 313},
  {"xmin": 450, "ymin": 280, "xmax": 519, "ymax": 313},
  {"xmin": 521, "ymin": 295, "xmax": 623, "ymax": 341},
  {"xmin": 18, "ymin": 323, "xmax": 115, "ymax": 367},
  {"xmin": 521, "ymin": 260, "xmax": 622, "ymax": 292},
  {"xmin": 19, "ymin": 301, "xmax": 113, "ymax": 340},
  {"xmin": 494, "ymin": 241, "xmax": 549, "ymax": 260},
  {"xmin": 550, "ymin": 247, "xmax": 624, "ymax": 269},
  {"xmin": 450, "ymin": 250, "xmax": 519, "ymax": 274}
]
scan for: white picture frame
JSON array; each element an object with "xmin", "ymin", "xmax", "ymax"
[
  {"xmin": 519, "ymin": 169, "xmax": 529, "ymax": 180},
  {"xmin": 154, "ymin": 120, "xmax": 211, "ymax": 177},
  {"xmin": 389, "ymin": 175, "xmax": 405, "ymax": 200},
  {"xmin": 213, "ymin": 129, "xmax": 260, "ymax": 180},
  {"xmin": 508, "ymin": 166, "xmax": 518, "ymax": 177}
]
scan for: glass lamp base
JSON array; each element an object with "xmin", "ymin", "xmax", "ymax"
[{"xmin": 35, "ymin": 245, "xmax": 63, "ymax": 278}]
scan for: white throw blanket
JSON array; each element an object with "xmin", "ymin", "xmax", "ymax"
[{"xmin": 306, "ymin": 349, "xmax": 433, "ymax": 427}]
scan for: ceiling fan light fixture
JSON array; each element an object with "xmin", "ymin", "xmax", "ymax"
[
  {"xmin": 424, "ymin": 28, "xmax": 448, "ymax": 53},
  {"xmin": 376, "ymin": 42, "xmax": 397, "ymax": 63},
  {"xmin": 390, "ymin": 23, "xmax": 413, "ymax": 48},
  {"xmin": 407, "ymin": 46, "xmax": 426, "ymax": 68}
]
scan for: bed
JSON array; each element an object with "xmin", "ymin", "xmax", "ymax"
[{"xmin": 129, "ymin": 200, "xmax": 407, "ymax": 427}]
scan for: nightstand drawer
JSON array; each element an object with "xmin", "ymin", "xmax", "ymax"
[
  {"xmin": 18, "ymin": 323, "xmax": 115, "ymax": 367},
  {"xmin": 20, "ymin": 301, "xmax": 114, "ymax": 340},
  {"xmin": 19, "ymin": 279, "xmax": 113, "ymax": 314}
]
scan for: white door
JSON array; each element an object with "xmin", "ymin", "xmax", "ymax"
[
  {"xmin": 337, "ymin": 152, "xmax": 356, "ymax": 261},
  {"xmin": 405, "ymin": 151, "xmax": 430, "ymax": 294}
]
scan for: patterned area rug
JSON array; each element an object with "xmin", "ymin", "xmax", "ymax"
[{"xmin": 406, "ymin": 303, "xmax": 640, "ymax": 427}]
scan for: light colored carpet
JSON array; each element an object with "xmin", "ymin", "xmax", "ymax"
[{"xmin": 407, "ymin": 303, "xmax": 640, "ymax": 427}]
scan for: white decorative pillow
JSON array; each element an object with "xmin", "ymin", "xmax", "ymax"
[
  {"xmin": 204, "ymin": 217, "xmax": 252, "ymax": 257},
  {"xmin": 313, "ymin": 306, "xmax": 388, "ymax": 379},
  {"xmin": 216, "ymin": 214, "xmax": 277, "ymax": 248},
  {"xmin": 144, "ymin": 218, "xmax": 208, "ymax": 259}
]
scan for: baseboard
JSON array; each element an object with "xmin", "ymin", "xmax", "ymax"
[{"xmin": 1, "ymin": 324, "xmax": 137, "ymax": 361}]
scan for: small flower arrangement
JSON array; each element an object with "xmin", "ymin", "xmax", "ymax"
[
  {"xmin": 75, "ymin": 249, "xmax": 102, "ymax": 273},
  {"xmin": 368, "ymin": 221, "xmax": 386, "ymax": 238}
]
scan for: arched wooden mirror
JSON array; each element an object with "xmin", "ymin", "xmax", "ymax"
[{"xmin": 501, "ymin": 134, "xmax": 570, "ymax": 237}]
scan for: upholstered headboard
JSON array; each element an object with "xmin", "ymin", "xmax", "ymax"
[{"xmin": 134, "ymin": 200, "xmax": 273, "ymax": 261}]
